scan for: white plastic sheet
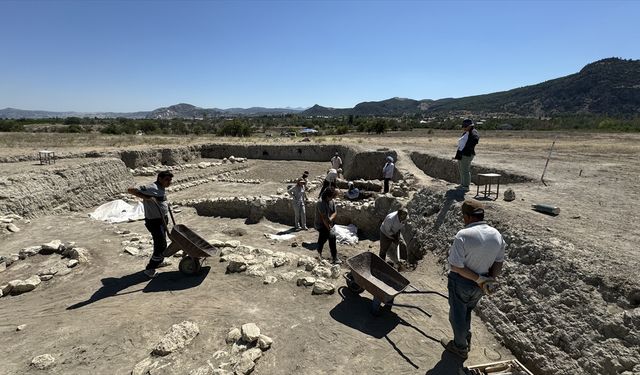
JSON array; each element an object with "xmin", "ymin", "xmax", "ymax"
[
  {"xmin": 334, "ymin": 224, "xmax": 359, "ymax": 245},
  {"xmin": 89, "ymin": 199, "xmax": 145, "ymax": 223}
]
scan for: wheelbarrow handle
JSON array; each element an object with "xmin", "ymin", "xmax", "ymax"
[{"xmin": 401, "ymin": 285, "xmax": 449, "ymax": 299}]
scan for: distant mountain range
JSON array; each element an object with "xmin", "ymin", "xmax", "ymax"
[{"xmin": 2, "ymin": 58, "xmax": 639, "ymax": 119}]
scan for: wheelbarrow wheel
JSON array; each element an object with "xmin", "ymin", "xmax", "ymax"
[
  {"xmin": 179, "ymin": 256, "xmax": 201, "ymax": 276},
  {"xmin": 345, "ymin": 272, "xmax": 364, "ymax": 294}
]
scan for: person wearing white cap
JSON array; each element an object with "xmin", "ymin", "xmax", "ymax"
[
  {"xmin": 331, "ymin": 152, "xmax": 342, "ymax": 172},
  {"xmin": 382, "ymin": 156, "xmax": 395, "ymax": 193}
]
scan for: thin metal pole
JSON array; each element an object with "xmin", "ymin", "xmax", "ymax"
[{"xmin": 541, "ymin": 137, "xmax": 557, "ymax": 186}]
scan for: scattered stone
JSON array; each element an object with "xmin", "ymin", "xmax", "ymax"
[
  {"xmin": 152, "ymin": 321, "xmax": 200, "ymax": 356},
  {"xmin": 226, "ymin": 328, "xmax": 242, "ymax": 344},
  {"xmin": 272, "ymin": 256, "xmax": 288, "ymax": 268},
  {"xmin": 311, "ymin": 266, "xmax": 332, "ymax": 278},
  {"xmin": 312, "ymin": 280, "xmax": 336, "ymax": 295},
  {"xmin": 297, "ymin": 256, "xmax": 317, "ymax": 271},
  {"xmin": 40, "ymin": 274, "xmax": 53, "ymax": 281},
  {"xmin": 246, "ymin": 265, "xmax": 267, "ymax": 277},
  {"xmin": 6, "ymin": 223, "xmax": 20, "ymax": 232},
  {"xmin": 19, "ymin": 246, "xmax": 41, "ymax": 259},
  {"xmin": 0, "ymin": 261, "xmax": 5, "ymax": 273},
  {"xmin": 225, "ymin": 240, "xmax": 241, "ymax": 248},
  {"xmin": 67, "ymin": 259, "xmax": 79, "ymax": 268},
  {"xmin": 131, "ymin": 357, "xmax": 162, "ymax": 375},
  {"xmin": 241, "ymin": 323, "xmax": 261, "ymax": 343},
  {"xmin": 233, "ymin": 357, "xmax": 255, "ymax": 375},
  {"xmin": 41, "ymin": 240, "xmax": 63, "ymax": 253},
  {"xmin": 31, "ymin": 354, "xmax": 55, "ymax": 370},
  {"xmin": 297, "ymin": 276, "xmax": 316, "ymax": 287},
  {"xmin": 9, "ymin": 275, "xmax": 41, "ymax": 295},
  {"xmin": 279, "ymin": 271, "xmax": 298, "ymax": 282},
  {"xmin": 226, "ymin": 255, "xmax": 248, "ymax": 273},
  {"xmin": 290, "ymin": 241, "xmax": 298, "ymax": 248},
  {"xmin": 1, "ymin": 283, "xmax": 12, "ymax": 295},
  {"xmin": 230, "ymin": 342, "xmax": 247, "ymax": 355},
  {"xmin": 503, "ymin": 188, "xmax": 516, "ymax": 201},
  {"xmin": 257, "ymin": 335, "xmax": 273, "ymax": 351},
  {"xmin": 17, "ymin": 324, "xmax": 26, "ymax": 331},
  {"xmin": 330, "ymin": 265, "xmax": 341, "ymax": 279},
  {"xmin": 242, "ymin": 347, "xmax": 262, "ymax": 362},
  {"xmin": 263, "ymin": 275, "xmax": 277, "ymax": 285}
]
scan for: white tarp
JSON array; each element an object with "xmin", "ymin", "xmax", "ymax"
[
  {"xmin": 89, "ymin": 199, "xmax": 145, "ymax": 223},
  {"xmin": 264, "ymin": 233, "xmax": 296, "ymax": 241},
  {"xmin": 334, "ymin": 224, "xmax": 359, "ymax": 245}
]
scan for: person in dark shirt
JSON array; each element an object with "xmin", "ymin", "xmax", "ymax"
[
  {"xmin": 314, "ymin": 187, "xmax": 341, "ymax": 264},
  {"xmin": 454, "ymin": 119, "xmax": 480, "ymax": 192}
]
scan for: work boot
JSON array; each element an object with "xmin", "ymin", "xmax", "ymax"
[
  {"xmin": 440, "ymin": 338, "xmax": 469, "ymax": 360},
  {"xmin": 144, "ymin": 269, "xmax": 158, "ymax": 278}
]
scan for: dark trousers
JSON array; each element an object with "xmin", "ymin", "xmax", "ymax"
[
  {"xmin": 383, "ymin": 178, "xmax": 390, "ymax": 193},
  {"xmin": 317, "ymin": 226, "xmax": 337, "ymax": 260},
  {"xmin": 145, "ymin": 218, "xmax": 167, "ymax": 270}
]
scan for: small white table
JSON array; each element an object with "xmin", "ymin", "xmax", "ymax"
[
  {"xmin": 39, "ymin": 150, "xmax": 56, "ymax": 165},
  {"xmin": 475, "ymin": 173, "xmax": 501, "ymax": 200}
]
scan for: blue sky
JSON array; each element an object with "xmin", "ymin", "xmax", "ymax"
[{"xmin": 1, "ymin": 0, "xmax": 639, "ymax": 112}]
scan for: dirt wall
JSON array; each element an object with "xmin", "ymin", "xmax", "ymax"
[
  {"xmin": 406, "ymin": 188, "xmax": 640, "ymax": 375},
  {"xmin": 0, "ymin": 158, "xmax": 134, "ymax": 218},
  {"xmin": 410, "ymin": 152, "xmax": 532, "ymax": 185}
]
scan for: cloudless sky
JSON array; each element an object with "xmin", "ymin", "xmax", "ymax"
[{"xmin": 1, "ymin": 0, "xmax": 639, "ymax": 112}]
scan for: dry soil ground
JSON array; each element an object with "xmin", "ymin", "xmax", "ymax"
[{"xmin": 0, "ymin": 130, "xmax": 638, "ymax": 375}]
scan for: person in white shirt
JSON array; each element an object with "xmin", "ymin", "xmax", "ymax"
[
  {"xmin": 331, "ymin": 152, "xmax": 342, "ymax": 172},
  {"xmin": 441, "ymin": 199, "xmax": 505, "ymax": 360},
  {"xmin": 319, "ymin": 168, "xmax": 338, "ymax": 198},
  {"xmin": 288, "ymin": 178, "xmax": 308, "ymax": 230},
  {"xmin": 382, "ymin": 156, "xmax": 395, "ymax": 193},
  {"xmin": 379, "ymin": 208, "xmax": 408, "ymax": 269}
]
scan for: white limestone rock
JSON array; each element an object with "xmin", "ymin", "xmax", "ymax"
[
  {"xmin": 297, "ymin": 256, "xmax": 317, "ymax": 271},
  {"xmin": 152, "ymin": 321, "xmax": 200, "ymax": 356},
  {"xmin": 226, "ymin": 327, "xmax": 242, "ymax": 344},
  {"xmin": 241, "ymin": 323, "xmax": 261, "ymax": 343},
  {"xmin": 246, "ymin": 265, "xmax": 266, "ymax": 277},
  {"xmin": 41, "ymin": 240, "xmax": 63, "ymax": 253},
  {"xmin": 233, "ymin": 357, "xmax": 255, "ymax": 375},
  {"xmin": 330, "ymin": 265, "xmax": 341, "ymax": 279},
  {"xmin": 257, "ymin": 335, "xmax": 273, "ymax": 351},
  {"xmin": 263, "ymin": 275, "xmax": 277, "ymax": 285},
  {"xmin": 312, "ymin": 280, "xmax": 336, "ymax": 295},
  {"xmin": 296, "ymin": 276, "xmax": 316, "ymax": 287},
  {"xmin": 17, "ymin": 324, "xmax": 26, "ymax": 331},
  {"xmin": 279, "ymin": 271, "xmax": 298, "ymax": 282},
  {"xmin": 242, "ymin": 347, "xmax": 262, "ymax": 362},
  {"xmin": 6, "ymin": 223, "xmax": 20, "ymax": 232},
  {"xmin": 31, "ymin": 354, "xmax": 55, "ymax": 370},
  {"xmin": 40, "ymin": 274, "xmax": 54, "ymax": 281},
  {"xmin": 311, "ymin": 266, "xmax": 332, "ymax": 278},
  {"xmin": 67, "ymin": 259, "xmax": 79, "ymax": 268},
  {"xmin": 19, "ymin": 246, "xmax": 41, "ymax": 259}
]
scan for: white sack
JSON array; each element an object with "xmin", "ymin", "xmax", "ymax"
[{"xmin": 89, "ymin": 199, "xmax": 145, "ymax": 223}]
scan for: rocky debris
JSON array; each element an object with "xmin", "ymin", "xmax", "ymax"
[
  {"xmin": 30, "ymin": 354, "xmax": 55, "ymax": 370},
  {"xmin": 8, "ymin": 275, "xmax": 41, "ymax": 295},
  {"xmin": 67, "ymin": 259, "xmax": 79, "ymax": 268},
  {"xmin": 312, "ymin": 280, "xmax": 336, "ymax": 295},
  {"xmin": 504, "ymin": 188, "xmax": 516, "ymax": 201},
  {"xmin": 263, "ymin": 275, "xmax": 277, "ymax": 285},
  {"xmin": 311, "ymin": 265, "xmax": 332, "ymax": 278},
  {"xmin": 189, "ymin": 365, "xmax": 215, "ymax": 375},
  {"xmin": 226, "ymin": 328, "xmax": 242, "ymax": 344},
  {"xmin": 230, "ymin": 342, "xmax": 247, "ymax": 355},
  {"xmin": 6, "ymin": 223, "xmax": 20, "ymax": 232},
  {"xmin": 131, "ymin": 357, "xmax": 168, "ymax": 375},
  {"xmin": 279, "ymin": 271, "xmax": 298, "ymax": 282},
  {"xmin": 330, "ymin": 264, "xmax": 341, "ymax": 279},
  {"xmin": 246, "ymin": 265, "xmax": 266, "ymax": 277},
  {"xmin": 240, "ymin": 323, "xmax": 261, "ymax": 343},
  {"xmin": 16, "ymin": 324, "xmax": 26, "ymax": 331},
  {"xmin": 257, "ymin": 335, "xmax": 272, "ymax": 350},
  {"xmin": 242, "ymin": 348, "xmax": 262, "ymax": 362},
  {"xmin": 124, "ymin": 246, "xmax": 140, "ymax": 256},
  {"xmin": 296, "ymin": 276, "xmax": 316, "ymax": 287},
  {"xmin": 42, "ymin": 240, "xmax": 63, "ymax": 253},
  {"xmin": 297, "ymin": 256, "xmax": 318, "ymax": 271},
  {"xmin": 152, "ymin": 321, "xmax": 200, "ymax": 356},
  {"xmin": 226, "ymin": 255, "xmax": 248, "ymax": 273},
  {"xmin": 233, "ymin": 357, "xmax": 255, "ymax": 375},
  {"xmin": 19, "ymin": 246, "xmax": 41, "ymax": 259},
  {"xmin": 40, "ymin": 274, "xmax": 54, "ymax": 281}
]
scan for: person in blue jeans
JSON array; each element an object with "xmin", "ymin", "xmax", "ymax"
[{"xmin": 442, "ymin": 199, "xmax": 505, "ymax": 360}]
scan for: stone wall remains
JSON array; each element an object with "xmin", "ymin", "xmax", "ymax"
[{"xmin": 0, "ymin": 159, "xmax": 134, "ymax": 218}]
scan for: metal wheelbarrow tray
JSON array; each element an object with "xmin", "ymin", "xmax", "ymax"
[
  {"xmin": 163, "ymin": 223, "xmax": 218, "ymax": 276},
  {"xmin": 346, "ymin": 251, "xmax": 411, "ymax": 304}
]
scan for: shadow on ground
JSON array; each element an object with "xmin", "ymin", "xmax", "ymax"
[{"xmin": 66, "ymin": 267, "xmax": 210, "ymax": 310}]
